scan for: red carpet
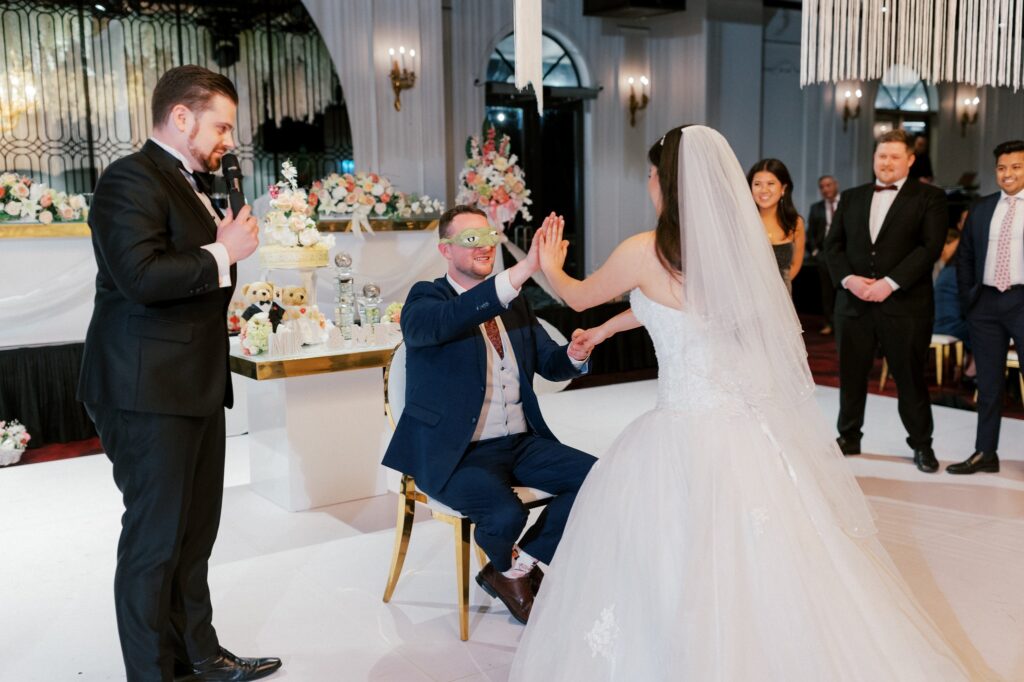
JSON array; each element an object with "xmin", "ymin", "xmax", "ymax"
[{"xmin": 9, "ymin": 436, "xmax": 104, "ymax": 468}]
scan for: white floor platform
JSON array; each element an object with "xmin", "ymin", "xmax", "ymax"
[{"xmin": 1, "ymin": 383, "xmax": 1022, "ymax": 681}]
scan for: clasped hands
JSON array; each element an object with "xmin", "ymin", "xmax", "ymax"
[{"xmin": 846, "ymin": 275, "xmax": 894, "ymax": 303}]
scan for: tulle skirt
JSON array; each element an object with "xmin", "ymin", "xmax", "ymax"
[{"xmin": 509, "ymin": 407, "xmax": 972, "ymax": 682}]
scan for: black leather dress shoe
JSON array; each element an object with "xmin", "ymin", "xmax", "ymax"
[
  {"xmin": 190, "ymin": 647, "xmax": 282, "ymax": 681},
  {"xmin": 913, "ymin": 447, "xmax": 939, "ymax": 473},
  {"xmin": 836, "ymin": 436, "xmax": 861, "ymax": 456},
  {"xmin": 947, "ymin": 451, "xmax": 1000, "ymax": 475}
]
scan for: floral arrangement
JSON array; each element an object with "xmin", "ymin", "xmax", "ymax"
[
  {"xmin": 456, "ymin": 124, "xmax": 531, "ymax": 228},
  {"xmin": 0, "ymin": 419, "xmax": 31, "ymax": 466},
  {"xmin": 240, "ymin": 313, "xmax": 272, "ymax": 355},
  {"xmin": 0, "ymin": 173, "xmax": 88, "ymax": 223},
  {"xmin": 262, "ymin": 160, "xmax": 335, "ymax": 249},
  {"xmin": 311, "ymin": 171, "xmax": 444, "ymax": 221},
  {"xmin": 382, "ymin": 301, "xmax": 403, "ymax": 324}
]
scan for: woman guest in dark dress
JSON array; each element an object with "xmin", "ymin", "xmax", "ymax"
[{"xmin": 749, "ymin": 159, "xmax": 805, "ymax": 295}]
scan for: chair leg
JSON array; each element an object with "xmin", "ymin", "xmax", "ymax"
[
  {"xmin": 935, "ymin": 346, "xmax": 943, "ymax": 386},
  {"xmin": 474, "ymin": 544, "xmax": 489, "ymax": 571},
  {"xmin": 383, "ymin": 483, "xmax": 417, "ymax": 603},
  {"xmin": 955, "ymin": 342, "xmax": 964, "ymax": 378},
  {"xmin": 879, "ymin": 358, "xmax": 889, "ymax": 391},
  {"xmin": 454, "ymin": 517, "xmax": 473, "ymax": 641}
]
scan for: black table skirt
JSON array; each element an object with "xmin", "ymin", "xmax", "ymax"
[{"xmin": 0, "ymin": 343, "xmax": 96, "ymax": 449}]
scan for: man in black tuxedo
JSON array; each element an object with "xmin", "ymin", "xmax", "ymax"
[
  {"xmin": 825, "ymin": 129, "xmax": 947, "ymax": 472},
  {"xmin": 383, "ymin": 206, "xmax": 596, "ymax": 625},
  {"xmin": 807, "ymin": 175, "xmax": 840, "ymax": 334},
  {"xmin": 949, "ymin": 140, "xmax": 1024, "ymax": 474},
  {"xmin": 78, "ymin": 66, "xmax": 280, "ymax": 681}
]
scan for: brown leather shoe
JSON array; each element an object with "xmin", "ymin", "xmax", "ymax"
[
  {"xmin": 529, "ymin": 564, "xmax": 544, "ymax": 595},
  {"xmin": 476, "ymin": 563, "xmax": 534, "ymax": 624}
]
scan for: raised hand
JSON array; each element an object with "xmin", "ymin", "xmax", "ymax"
[
  {"xmin": 537, "ymin": 212, "xmax": 568, "ymax": 275},
  {"xmin": 216, "ymin": 204, "xmax": 259, "ymax": 264},
  {"xmin": 567, "ymin": 328, "xmax": 594, "ymax": 361}
]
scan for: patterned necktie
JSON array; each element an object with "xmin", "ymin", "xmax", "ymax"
[
  {"xmin": 993, "ymin": 196, "xmax": 1017, "ymax": 292},
  {"xmin": 483, "ymin": 318, "xmax": 505, "ymax": 359}
]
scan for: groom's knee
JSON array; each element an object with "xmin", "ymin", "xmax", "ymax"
[{"xmin": 479, "ymin": 503, "xmax": 529, "ymax": 540}]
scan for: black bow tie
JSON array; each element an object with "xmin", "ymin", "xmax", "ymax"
[
  {"xmin": 191, "ymin": 170, "xmax": 216, "ymax": 196},
  {"xmin": 874, "ymin": 184, "xmax": 898, "ymax": 192}
]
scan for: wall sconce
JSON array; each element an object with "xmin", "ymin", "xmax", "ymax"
[
  {"xmin": 841, "ymin": 87, "xmax": 862, "ymax": 132},
  {"xmin": 627, "ymin": 76, "xmax": 649, "ymax": 127},
  {"xmin": 0, "ymin": 72, "xmax": 37, "ymax": 133},
  {"xmin": 959, "ymin": 96, "xmax": 980, "ymax": 137},
  {"xmin": 387, "ymin": 46, "xmax": 417, "ymax": 112}
]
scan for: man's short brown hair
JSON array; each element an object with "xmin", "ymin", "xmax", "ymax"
[
  {"xmin": 151, "ymin": 65, "xmax": 239, "ymax": 127},
  {"xmin": 876, "ymin": 129, "xmax": 913, "ymax": 150},
  {"xmin": 438, "ymin": 205, "xmax": 487, "ymax": 239}
]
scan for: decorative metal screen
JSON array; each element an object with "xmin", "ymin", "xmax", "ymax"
[{"xmin": 0, "ymin": 0, "xmax": 351, "ymax": 200}]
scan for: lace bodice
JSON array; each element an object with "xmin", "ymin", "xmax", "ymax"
[{"xmin": 630, "ymin": 288, "xmax": 736, "ymax": 413}]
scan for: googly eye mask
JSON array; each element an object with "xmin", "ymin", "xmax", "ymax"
[{"xmin": 439, "ymin": 227, "xmax": 502, "ymax": 248}]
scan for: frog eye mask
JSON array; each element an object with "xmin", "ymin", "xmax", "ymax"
[{"xmin": 439, "ymin": 227, "xmax": 503, "ymax": 248}]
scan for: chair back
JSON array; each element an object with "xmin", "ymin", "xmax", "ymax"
[
  {"xmin": 534, "ymin": 317, "xmax": 573, "ymax": 395},
  {"xmin": 384, "ymin": 341, "xmax": 407, "ymax": 429}
]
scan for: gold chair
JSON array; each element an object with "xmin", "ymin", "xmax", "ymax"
[
  {"xmin": 879, "ymin": 334, "xmax": 964, "ymax": 390},
  {"xmin": 381, "ymin": 341, "xmax": 554, "ymax": 641}
]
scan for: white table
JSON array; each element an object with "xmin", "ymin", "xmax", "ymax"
[{"xmin": 229, "ymin": 337, "xmax": 399, "ymax": 511}]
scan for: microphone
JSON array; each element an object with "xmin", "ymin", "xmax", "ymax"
[{"xmin": 221, "ymin": 153, "xmax": 246, "ymax": 217}]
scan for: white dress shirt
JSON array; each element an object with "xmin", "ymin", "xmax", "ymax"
[
  {"xmin": 825, "ymin": 195, "xmax": 839, "ymax": 232},
  {"xmin": 447, "ymin": 271, "xmax": 584, "ymax": 441},
  {"xmin": 149, "ymin": 138, "xmax": 232, "ymax": 289},
  {"xmin": 982, "ymin": 191, "xmax": 1024, "ymax": 287}
]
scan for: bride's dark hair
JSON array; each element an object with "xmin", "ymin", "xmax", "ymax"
[{"xmin": 648, "ymin": 125, "xmax": 691, "ymax": 276}]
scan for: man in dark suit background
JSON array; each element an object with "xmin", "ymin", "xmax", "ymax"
[
  {"xmin": 807, "ymin": 174, "xmax": 840, "ymax": 334},
  {"xmin": 383, "ymin": 206, "xmax": 596, "ymax": 625},
  {"xmin": 950, "ymin": 139, "xmax": 1024, "ymax": 474},
  {"xmin": 825, "ymin": 129, "xmax": 947, "ymax": 472},
  {"xmin": 78, "ymin": 66, "xmax": 280, "ymax": 681}
]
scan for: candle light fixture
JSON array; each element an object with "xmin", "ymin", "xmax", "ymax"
[
  {"xmin": 841, "ymin": 86, "xmax": 862, "ymax": 132},
  {"xmin": 388, "ymin": 45, "xmax": 417, "ymax": 112},
  {"xmin": 959, "ymin": 95, "xmax": 981, "ymax": 137},
  {"xmin": 627, "ymin": 75, "xmax": 649, "ymax": 127}
]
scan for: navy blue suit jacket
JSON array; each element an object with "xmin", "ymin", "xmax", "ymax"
[
  {"xmin": 381, "ymin": 276, "xmax": 586, "ymax": 494},
  {"xmin": 956, "ymin": 192, "xmax": 1001, "ymax": 314}
]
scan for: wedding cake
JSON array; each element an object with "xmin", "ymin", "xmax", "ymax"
[{"xmin": 259, "ymin": 160, "xmax": 334, "ymax": 269}]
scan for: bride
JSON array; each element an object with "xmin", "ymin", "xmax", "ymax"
[{"xmin": 508, "ymin": 126, "xmax": 974, "ymax": 681}]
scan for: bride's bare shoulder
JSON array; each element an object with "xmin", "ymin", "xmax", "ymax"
[{"xmin": 619, "ymin": 230, "xmax": 656, "ymax": 255}]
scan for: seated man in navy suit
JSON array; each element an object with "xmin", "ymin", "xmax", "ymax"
[{"xmin": 382, "ymin": 205, "xmax": 597, "ymax": 624}]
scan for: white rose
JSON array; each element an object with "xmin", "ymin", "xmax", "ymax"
[
  {"xmin": 5, "ymin": 201, "xmax": 22, "ymax": 216},
  {"xmin": 38, "ymin": 209, "xmax": 53, "ymax": 224},
  {"xmin": 288, "ymin": 215, "xmax": 306, "ymax": 232},
  {"xmin": 279, "ymin": 229, "xmax": 299, "ymax": 247},
  {"xmin": 12, "ymin": 183, "xmax": 29, "ymax": 198},
  {"xmin": 0, "ymin": 173, "xmax": 16, "ymax": 185},
  {"xmin": 69, "ymin": 194, "xmax": 85, "ymax": 210},
  {"xmin": 264, "ymin": 211, "xmax": 288, "ymax": 230},
  {"xmin": 298, "ymin": 228, "xmax": 320, "ymax": 246},
  {"xmin": 374, "ymin": 202, "xmax": 386, "ymax": 215},
  {"xmin": 60, "ymin": 206, "xmax": 75, "ymax": 220},
  {"xmin": 492, "ymin": 157, "xmax": 509, "ymax": 171},
  {"xmin": 371, "ymin": 183, "xmax": 384, "ymax": 196}
]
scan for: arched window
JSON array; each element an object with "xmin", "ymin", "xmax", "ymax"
[
  {"xmin": 873, "ymin": 65, "xmax": 937, "ymax": 137},
  {"xmin": 486, "ymin": 33, "xmax": 581, "ymax": 87}
]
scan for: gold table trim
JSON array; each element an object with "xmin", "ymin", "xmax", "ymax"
[
  {"xmin": 0, "ymin": 222, "xmax": 90, "ymax": 239},
  {"xmin": 229, "ymin": 346, "xmax": 397, "ymax": 380},
  {"xmin": 317, "ymin": 218, "xmax": 438, "ymax": 232}
]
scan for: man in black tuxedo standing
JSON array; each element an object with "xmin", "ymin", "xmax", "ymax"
[
  {"xmin": 78, "ymin": 66, "xmax": 281, "ymax": 681},
  {"xmin": 825, "ymin": 129, "xmax": 947, "ymax": 472},
  {"xmin": 807, "ymin": 175, "xmax": 840, "ymax": 334},
  {"xmin": 949, "ymin": 140, "xmax": 1024, "ymax": 474}
]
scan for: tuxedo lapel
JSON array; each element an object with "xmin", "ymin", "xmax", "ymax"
[
  {"xmin": 875, "ymin": 180, "xmax": 917, "ymax": 242},
  {"xmin": 141, "ymin": 141, "xmax": 219, "ymax": 241},
  {"xmin": 438, "ymin": 277, "xmax": 490, "ymax": 383},
  {"xmin": 974, "ymin": 194, "xmax": 999, "ymax": 268}
]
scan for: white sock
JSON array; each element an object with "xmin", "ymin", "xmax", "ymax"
[{"xmin": 501, "ymin": 546, "xmax": 538, "ymax": 579}]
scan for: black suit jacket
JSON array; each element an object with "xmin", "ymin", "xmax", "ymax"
[
  {"xmin": 824, "ymin": 179, "xmax": 947, "ymax": 318},
  {"xmin": 956, "ymin": 192, "xmax": 1002, "ymax": 314},
  {"xmin": 78, "ymin": 140, "xmax": 235, "ymax": 417},
  {"xmin": 381, "ymin": 276, "xmax": 585, "ymax": 494},
  {"xmin": 806, "ymin": 199, "xmax": 828, "ymax": 261}
]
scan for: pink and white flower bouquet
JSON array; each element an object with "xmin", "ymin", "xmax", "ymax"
[
  {"xmin": 311, "ymin": 171, "xmax": 444, "ymax": 228},
  {"xmin": 0, "ymin": 173, "xmax": 89, "ymax": 223},
  {"xmin": 456, "ymin": 125, "xmax": 532, "ymax": 228},
  {"xmin": 262, "ymin": 160, "xmax": 335, "ymax": 249},
  {"xmin": 0, "ymin": 418, "xmax": 31, "ymax": 466}
]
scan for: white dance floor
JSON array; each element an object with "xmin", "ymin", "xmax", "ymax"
[{"xmin": 1, "ymin": 383, "xmax": 1022, "ymax": 681}]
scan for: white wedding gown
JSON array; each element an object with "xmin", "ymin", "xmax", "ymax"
[{"xmin": 509, "ymin": 289, "xmax": 972, "ymax": 681}]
